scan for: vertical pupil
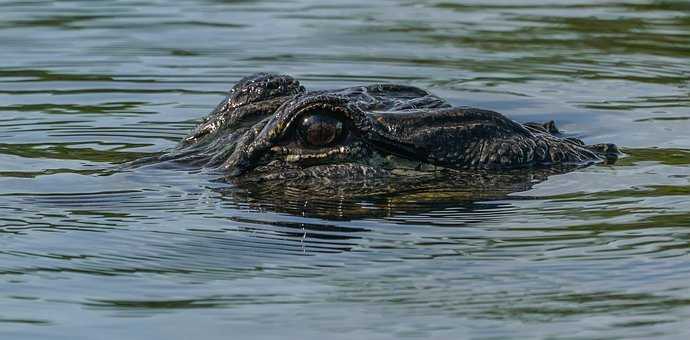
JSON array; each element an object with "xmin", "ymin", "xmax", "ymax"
[{"xmin": 301, "ymin": 115, "xmax": 342, "ymax": 146}]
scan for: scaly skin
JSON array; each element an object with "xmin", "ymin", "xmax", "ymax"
[{"xmin": 160, "ymin": 73, "xmax": 617, "ymax": 192}]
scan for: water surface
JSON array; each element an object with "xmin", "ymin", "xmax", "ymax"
[{"xmin": 1, "ymin": 0, "xmax": 690, "ymax": 339}]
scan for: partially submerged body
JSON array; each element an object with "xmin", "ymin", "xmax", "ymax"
[{"xmin": 157, "ymin": 73, "xmax": 618, "ymax": 196}]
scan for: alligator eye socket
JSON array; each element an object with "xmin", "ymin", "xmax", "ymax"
[{"xmin": 298, "ymin": 114, "xmax": 345, "ymax": 147}]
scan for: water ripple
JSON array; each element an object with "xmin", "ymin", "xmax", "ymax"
[{"xmin": 2, "ymin": 0, "xmax": 690, "ymax": 338}]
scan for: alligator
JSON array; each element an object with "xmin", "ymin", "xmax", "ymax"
[{"xmin": 159, "ymin": 73, "xmax": 617, "ymax": 195}]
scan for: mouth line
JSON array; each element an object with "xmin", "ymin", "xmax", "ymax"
[
  {"xmin": 265, "ymin": 142, "xmax": 450, "ymax": 172},
  {"xmin": 270, "ymin": 145, "xmax": 350, "ymax": 162}
]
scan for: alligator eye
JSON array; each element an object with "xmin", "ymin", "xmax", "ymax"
[{"xmin": 298, "ymin": 114, "xmax": 345, "ymax": 147}]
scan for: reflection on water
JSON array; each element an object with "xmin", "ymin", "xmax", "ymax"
[{"xmin": 1, "ymin": 0, "xmax": 690, "ymax": 339}]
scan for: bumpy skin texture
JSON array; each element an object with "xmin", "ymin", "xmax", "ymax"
[{"xmin": 163, "ymin": 73, "xmax": 617, "ymax": 188}]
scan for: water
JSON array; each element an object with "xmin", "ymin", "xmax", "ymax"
[{"xmin": 1, "ymin": 0, "xmax": 690, "ymax": 338}]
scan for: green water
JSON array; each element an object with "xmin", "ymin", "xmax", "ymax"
[{"xmin": 1, "ymin": 0, "xmax": 690, "ymax": 339}]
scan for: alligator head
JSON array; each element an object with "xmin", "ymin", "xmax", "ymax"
[{"xmin": 160, "ymin": 73, "xmax": 617, "ymax": 195}]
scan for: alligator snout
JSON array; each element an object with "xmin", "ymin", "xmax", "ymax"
[{"xmin": 365, "ymin": 106, "xmax": 607, "ymax": 170}]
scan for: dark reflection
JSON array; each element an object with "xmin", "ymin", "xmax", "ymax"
[
  {"xmin": 617, "ymin": 148, "xmax": 690, "ymax": 166},
  {"xmin": 85, "ymin": 298, "xmax": 227, "ymax": 310},
  {"xmin": 0, "ymin": 142, "xmax": 152, "ymax": 163},
  {"xmin": 0, "ymin": 102, "xmax": 153, "ymax": 115},
  {"xmin": 190, "ymin": 169, "xmax": 557, "ymax": 256},
  {"xmin": 216, "ymin": 166, "xmax": 567, "ymax": 219},
  {"xmin": 198, "ymin": 170, "xmax": 545, "ymax": 257},
  {"xmin": 0, "ymin": 318, "xmax": 52, "ymax": 325},
  {"xmin": 0, "ymin": 69, "xmax": 115, "ymax": 82},
  {"xmin": 0, "ymin": 14, "xmax": 111, "ymax": 29}
]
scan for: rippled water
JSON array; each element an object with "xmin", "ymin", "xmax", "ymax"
[{"xmin": 1, "ymin": 0, "xmax": 690, "ymax": 338}]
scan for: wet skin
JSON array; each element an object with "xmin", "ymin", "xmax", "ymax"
[{"xmin": 159, "ymin": 73, "xmax": 618, "ymax": 195}]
